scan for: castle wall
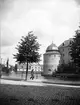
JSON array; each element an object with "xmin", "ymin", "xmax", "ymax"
[{"xmin": 43, "ymin": 52, "xmax": 60, "ymax": 75}]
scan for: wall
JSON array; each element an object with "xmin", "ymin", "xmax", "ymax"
[
  {"xmin": 17, "ymin": 63, "xmax": 42, "ymax": 72},
  {"xmin": 59, "ymin": 43, "xmax": 72, "ymax": 64},
  {"xmin": 43, "ymin": 52, "xmax": 60, "ymax": 75}
]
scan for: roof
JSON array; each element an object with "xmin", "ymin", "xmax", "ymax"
[
  {"xmin": 58, "ymin": 38, "xmax": 73, "ymax": 48},
  {"xmin": 46, "ymin": 42, "xmax": 58, "ymax": 52}
]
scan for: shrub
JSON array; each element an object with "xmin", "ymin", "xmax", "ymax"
[
  {"xmin": 2, "ymin": 67, "xmax": 10, "ymax": 74},
  {"xmin": 56, "ymin": 63, "xmax": 77, "ymax": 74}
]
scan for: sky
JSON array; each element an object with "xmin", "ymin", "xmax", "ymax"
[{"xmin": 0, "ymin": 0, "xmax": 80, "ymax": 65}]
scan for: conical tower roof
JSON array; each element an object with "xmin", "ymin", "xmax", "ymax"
[{"xmin": 46, "ymin": 42, "xmax": 58, "ymax": 52}]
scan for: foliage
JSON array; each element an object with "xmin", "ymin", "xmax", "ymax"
[
  {"xmin": 14, "ymin": 31, "xmax": 41, "ymax": 63},
  {"xmin": 14, "ymin": 64, "xmax": 17, "ymax": 73},
  {"xmin": 56, "ymin": 63, "xmax": 76, "ymax": 74},
  {"xmin": 2, "ymin": 67, "xmax": 10, "ymax": 74},
  {"xmin": 6, "ymin": 58, "xmax": 9, "ymax": 68},
  {"xmin": 69, "ymin": 29, "xmax": 80, "ymax": 72},
  {"xmin": 13, "ymin": 31, "xmax": 41, "ymax": 79}
]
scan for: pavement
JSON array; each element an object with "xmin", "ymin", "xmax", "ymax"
[
  {"xmin": 1, "ymin": 72, "xmax": 80, "ymax": 88},
  {"xmin": 1, "ymin": 75, "xmax": 80, "ymax": 88},
  {"xmin": 1, "ymin": 78, "xmax": 80, "ymax": 88}
]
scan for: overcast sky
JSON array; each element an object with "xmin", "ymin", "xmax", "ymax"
[{"xmin": 0, "ymin": 0, "xmax": 80, "ymax": 65}]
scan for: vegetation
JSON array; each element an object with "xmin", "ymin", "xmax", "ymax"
[
  {"xmin": 2, "ymin": 66, "xmax": 10, "ymax": 74},
  {"xmin": 53, "ymin": 63, "xmax": 80, "ymax": 80},
  {"xmin": 14, "ymin": 31, "xmax": 41, "ymax": 80},
  {"xmin": 70, "ymin": 28, "xmax": 80, "ymax": 73},
  {"xmin": 14, "ymin": 64, "xmax": 17, "ymax": 73},
  {"xmin": 56, "ymin": 27, "xmax": 80, "ymax": 75},
  {"xmin": 56, "ymin": 63, "xmax": 76, "ymax": 74},
  {"xmin": 6, "ymin": 58, "xmax": 9, "ymax": 69},
  {"xmin": 1, "ymin": 59, "xmax": 11, "ymax": 74}
]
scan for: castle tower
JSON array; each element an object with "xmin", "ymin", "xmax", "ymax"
[{"xmin": 43, "ymin": 42, "xmax": 60, "ymax": 76}]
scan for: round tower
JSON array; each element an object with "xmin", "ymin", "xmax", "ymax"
[{"xmin": 43, "ymin": 42, "xmax": 60, "ymax": 76}]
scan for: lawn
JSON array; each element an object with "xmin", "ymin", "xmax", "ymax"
[{"xmin": 0, "ymin": 84, "xmax": 80, "ymax": 105}]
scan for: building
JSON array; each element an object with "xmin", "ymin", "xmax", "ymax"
[
  {"xmin": 58, "ymin": 38, "xmax": 73, "ymax": 64},
  {"xmin": 42, "ymin": 42, "xmax": 60, "ymax": 75},
  {"xmin": 17, "ymin": 63, "xmax": 42, "ymax": 72}
]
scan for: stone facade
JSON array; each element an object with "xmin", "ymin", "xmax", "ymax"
[
  {"xmin": 43, "ymin": 43, "xmax": 60, "ymax": 75},
  {"xmin": 17, "ymin": 63, "xmax": 42, "ymax": 72},
  {"xmin": 58, "ymin": 38, "xmax": 73, "ymax": 64}
]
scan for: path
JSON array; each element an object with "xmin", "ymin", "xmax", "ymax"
[
  {"xmin": 1, "ymin": 72, "xmax": 80, "ymax": 88},
  {"xmin": 1, "ymin": 79, "xmax": 80, "ymax": 88}
]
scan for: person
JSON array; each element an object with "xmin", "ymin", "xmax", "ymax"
[{"xmin": 30, "ymin": 69, "xmax": 34, "ymax": 80}]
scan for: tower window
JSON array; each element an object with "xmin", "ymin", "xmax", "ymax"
[
  {"xmin": 54, "ymin": 55, "xmax": 56, "ymax": 57},
  {"xmin": 63, "ymin": 43, "xmax": 64, "ymax": 46}
]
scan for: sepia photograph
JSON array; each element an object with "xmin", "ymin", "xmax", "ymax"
[{"xmin": 0, "ymin": 0, "xmax": 80, "ymax": 105}]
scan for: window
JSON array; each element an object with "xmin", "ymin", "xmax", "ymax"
[
  {"xmin": 63, "ymin": 43, "xmax": 64, "ymax": 46},
  {"xmin": 29, "ymin": 65, "xmax": 31, "ymax": 69},
  {"xmin": 35, "ymin": 67, "xmax": 37, "ymax": 70},
  {"xmin": 54, "ymin": 55, "xmax": 56, "ymax": 57}
]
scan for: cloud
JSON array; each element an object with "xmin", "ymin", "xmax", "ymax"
[
  {"xmin": 0, "ymin": 0, "xmax": 14, "ymax": 20},
  {"xmin": 1, "ymin": 24, "xmax": 20, "ymax": 47},
  {"xmin": 1, "ymin": 0, "xmax": 80, "ymax": 65}
]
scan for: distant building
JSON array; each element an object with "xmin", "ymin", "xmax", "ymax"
[
  {"xmin": 58, "ymin": 38, "xmax": 73, "ymax": 64},
  {"xmin": 17, "ymin": 63, "xmax": 42, "ymax": 72},
  {"xmin": 42, "ymin": 42, "xmax": 60, "ymax": 75}
]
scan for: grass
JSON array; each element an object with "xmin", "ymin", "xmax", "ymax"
[{"xmin": 0, "ymin": 84, "xmax": 80, "ymax": 105}]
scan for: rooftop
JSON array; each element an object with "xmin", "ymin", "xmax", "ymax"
[{"xmin": 46, "ymin": 42, "xmax": 58, "ymax": 52}]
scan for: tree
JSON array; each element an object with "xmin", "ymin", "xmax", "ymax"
[
  {"xmin": 14, "ymin": 31, "xmax": 41, "ymax": 80},
  {"xmin": 6, "ymin": 58, "xmax": 9, "ymax": 69},
  {"xmin": 70, "ymin": 28, "xmax": 80, "ymax": 73},
  {"xmin": 14, "ymin": 64, "xmax": 17, "ymax": 73}
]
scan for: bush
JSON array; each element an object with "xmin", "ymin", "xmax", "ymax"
[
  {"xmin": 2, "ymin": 67, "xmax": 10, "ymax": 74},
  {"xmin": 56, "ymin": 63, "xmax": 76, "ymax": 74}
]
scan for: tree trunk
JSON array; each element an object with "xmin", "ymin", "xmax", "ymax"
[{"xmin": 25, "ymin": 61, "xmax": 28, "ymax": 80}]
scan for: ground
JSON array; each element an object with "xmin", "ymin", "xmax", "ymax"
[
  {"xmin": 0, "ymin": 72, "xmax": 80, "ymax": 105},
  {"xmin": 0, "ymin": 83, "xmax": 80, "ymax": 105}
]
